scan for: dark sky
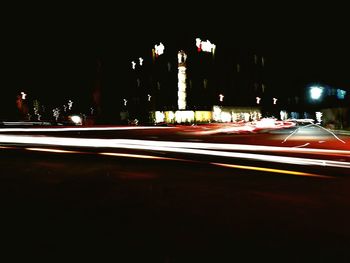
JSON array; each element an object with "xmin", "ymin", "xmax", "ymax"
[{"xmin": 3, "ymin": 3, "xmax": 350, "ymax": 110}]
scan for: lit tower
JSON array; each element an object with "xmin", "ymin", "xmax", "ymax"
[{"xmin": 177, "ymin": 50, "xmax": 187, "ymax": 110}]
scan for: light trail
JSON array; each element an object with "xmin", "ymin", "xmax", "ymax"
[
  {"xmin": 0, "ymin": 135, "xmax": 350, "ymax": 170},
  {"xmin": 25, "ymin": 148, "xmax": 81, "ymax": 154},
  {"xmin": 0, "ymin": 126, "xmax": 175, "ymax": 133},
  {"xmin": 211, "ymin": 163, "xmax": 333, "ymax": 179},
  {"xmin": 99, "ymin": 152, "xmax": 179, "ymax": 161},
  {"xmin": 282, "ymin": 123, "xmax": 346, "ymax": 144}
]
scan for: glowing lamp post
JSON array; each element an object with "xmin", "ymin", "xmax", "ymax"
[
  {"xmin": 219, "ymin": 94, "xmax": 224, "ymax": 102},
  {"xmin": 177, "ymin": 51, "xmax": 187, "ymax": 110},
  {"xmin": 256, "ymin": 97, "xmax": 261, "ymax": 104},
  {"xmin": 273, "ymin": 97, "xmax": 278, "ymax": 104}
]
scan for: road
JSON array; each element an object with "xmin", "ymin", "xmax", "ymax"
[{"xmin": 0, "ymin": 124, "xmax": 350, "ymax": 262}]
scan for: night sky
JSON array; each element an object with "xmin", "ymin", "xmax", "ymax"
[{"xmin": 3, "ymin": 4, "xmax": 350, "ymax": 117}]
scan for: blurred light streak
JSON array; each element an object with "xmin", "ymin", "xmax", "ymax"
[
  {"xmin": 211, "ymin": 163, "xmax": 332, "ymax": 179},
  {"xmin": 0, "ymin": 136, "xmax": 350, "ymax": 169},
  {"xmin": 99, "ymin": 152, "xmax": 178, "ymax": 161},
  {"xmin": 282, "ymin": 123, "xmax": 346, "ymax": 144},
  {"xmin": 0, "ymin": 126, "xmax": 174, "ymax": 133},
  {"xmin": 0, "ymin": 146, "xmax": 13, "ymax": 149},
  {"xmin": 25, "ymin": 148, "xmax": 80, "ymax": 154},
  {"xmin": 293, "ymin": 143, "xmax": 310, "ymax": 148}
]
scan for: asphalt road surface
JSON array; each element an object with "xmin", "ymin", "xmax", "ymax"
[{"xmin": 1, "ymin": 149, "xmax": 350, "ymax": 262}]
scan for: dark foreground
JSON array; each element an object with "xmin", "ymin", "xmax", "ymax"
[{"xmin": 1, "ymin": 150, "xmax": 350, "ymax": 262}]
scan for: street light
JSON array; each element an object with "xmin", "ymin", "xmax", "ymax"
[
  {"xmin": 273, "ymin": 97, "xmax": 278, "ymax": 104},
  {"xmin": 123, "ymin": 99, "xmax": 128, "ymax": 106},
  {"xmin": 309, "ymin": 86, "xmax": 324, "ymax": 100},
  {"xmin": 131, "ymin": 61, "xmax": 136, "ymax": 70},
  {"xmin": 21, "ymin": 92, "xmax": 27, "ymax": 100},
  {"xmin": 256, "ymin": 96, "xmax": 261, "ymax": 104},
  {"xmin": 219, "ymin": 94, "xmax": 224, "ymax": 102},
  {"xmin": 147, "ymin": 94, "xmax": 151, "ymax": 102},
  {"xmin": 154, "ymin": 42, "xmax": 165, "ymax": 57}
]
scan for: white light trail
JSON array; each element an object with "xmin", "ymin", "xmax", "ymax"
[
  {"xmin": 100, "ymin": 152, "xmax": 178, "ymax": 161},
  {"xmin": 25, "ymin": 148, "xmax": 80, "ymax": 154},
  {"xmin": 282, "ymin": 123, "xmax": 346, "ymax": 144},
  {"xmin": 0, "ymin": 126, "xmax": 174, "ymax": 133},
  {"xmin": 0, "ymin": 135, "xmax": 350, "ymax": 170}
]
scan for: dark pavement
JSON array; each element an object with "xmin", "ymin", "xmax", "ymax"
[{"xmin": 1, "ymin": 149, "xmax": 350, "ymax": 262}]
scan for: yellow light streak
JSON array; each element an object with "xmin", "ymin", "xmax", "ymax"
[{"xmin": 211, "ymin": 162, "xmax": 333, "ymax": 179}]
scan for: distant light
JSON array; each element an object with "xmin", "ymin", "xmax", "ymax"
[
  {"xmin": 155, "ymin": 111, "xmax": 165, "ymax": 123},
  {"xmin": 21, "ymin": 92, "xmax": 27, "ymax": 100},
  {"xmin": 139, "ymin": 57, "xmax": 143, "ymax": 66},
  {"xmin": 131, "ymin": 61, "xmax": 136, "ymax": 69},
  {"xmin": 68, "ymin": 100, "xmax": 73, "ymax": 110},
  {"xmin": 273, "ymin": 98, "xmax": 278, "ymax": 104},
  {"xmin": 175, "ymin": 110, "xmax": 194, "ymax": 123},
  {"xmin": 147, "ymin": 94, "xmax": 151, "ymax": 101},
  {"xmin": 195, "ymin": 38, "xmax": 216, "ymax": 54},
  {"xmin": 337, "ymin": 89, "xmax": 347, "ymax": 99},
  {"xmin": 315, "ymin": 111, "xmax": 323, "ymax": 124},
  {"xmin": 123, "ymin": 99, "xmax": 128, "ymax": 106},
  {"xmin": 70, "ymin": 115, "xmax": 82, "ymax": 125},
  {"xmin": 309, "ymin": 86, "xmax": 324, "ymax": 100},
  {"xmin": 219, "ymin": 94, "xmax": 224, "ymax": 102},
  {"xmin": 154, "ymin": 42, "xmax": 165, "ymax": 56},
  {"xmin": 256, "ymin": 97, "xmax": 261, "ymax": 104}
]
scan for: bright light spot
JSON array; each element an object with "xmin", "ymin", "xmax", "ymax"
[
  {"xmin": 315, "ymin": 112, "xmax": 323, "ymax": 124},
  {"xmin": 155, "ymin": 111, "xmax": 165, "ymax": 123},
  {"xmin": 70, "ymin": 115, "xmax": 82, "ymax": 125},
  {"xmin": 139, "ymin": 57, "xmax": 143, "ymax": 66},
  {"xmin": 310, "ymin": 86, "xmax": 324, "ymax": 100},
  {"xmin": 178, "ymin": 52, "xmax": 187, "ymax": 110},
  {"xmin": 213, "ymin": 106, "xmax": 222, "ymax": 122},
  {"xmin": 175, "ymin": 111, "xmax": 194, "ymax": 123},
  {"xmin": 68, "ymin": 100, "xmax": 73, "ymax": 110},
  {"xmin": 337, "ymin": 89, "xmax": 347, "ymax": 99},
  {"xmin": 178, "ymin": 51, "xmax": 187, "ymax": 64},
  {"xmin": 256, "ymin": 97, "xmax": 261, "ymax": 104},
  {"xmin": 131, "ymin": 61, "xmax": 136, "ymax": 69},
  {"xmin": 219, "ymin": 94, "xmax": 224, "ymax": 102},
  {"xmin": 273, "ymin": 98, "xmax": 278, "ymax": 104},
  {"xmin": 21, "ymin": 92, "xmax": 27, "ymax": 100},
  {"xmin": 167, "ymin": 111, "xmax": 175, "ymax": 122},
  {"xmin": 154, "ymin": 42, "xmax": 165, "ymax": 56},
  {"xmin": 220, "ymin": 112, "xmax": 232, "ymax": 122},
  {"xmin": 123, "ymin": 99, "xmax": 128, "ymax": 106},
  {"xmin": 255, "ymin": 118, "xmax": 277, "ymax": 128},
  {"xmin": 196, "ymin": 38, "xmax": 216, "ymax": 53},
  {"xmin": 147, "ymin": 94, "xmax": 152, "ymax": 101}
]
